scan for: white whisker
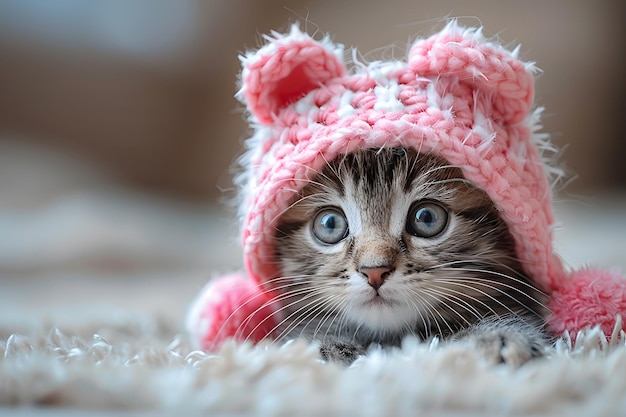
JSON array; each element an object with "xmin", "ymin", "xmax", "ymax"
[
  {"xmin": 432, "ymin": 278, "xmax": 534, "ymax": 319},
  {"xmin": 239, "ymin": 284, "xmax": 335, "ymax": 343},
  {"xmin": 418, "ymin": 286, "xmax": 484, "ymax": 324}
]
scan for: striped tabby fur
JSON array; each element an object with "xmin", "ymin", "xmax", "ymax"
[{"xmin": 270, "ymin": 148, "xmax": 548, "ymax": 365}]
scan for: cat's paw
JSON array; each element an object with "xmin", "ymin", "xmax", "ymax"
[
  {"xmin": 465, "ymin": 328, "xmax": 546, "ymax": 367},
  {"xmin": 319, "ymin": 341, "xmax": 366, "ymax": 365}
]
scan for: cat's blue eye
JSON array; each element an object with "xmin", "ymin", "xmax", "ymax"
[
  {"xmin": 311, "ymin": 208, "xmax": 349, "ymax": 244},
  {"xmin": 406, "ymin": 201, "xmax": 448, "ymax": 238}
]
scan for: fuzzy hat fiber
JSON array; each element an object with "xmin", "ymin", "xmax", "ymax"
[{"xmin": 187, "ymin": 22, "xmax": 626, "ymax": 349}]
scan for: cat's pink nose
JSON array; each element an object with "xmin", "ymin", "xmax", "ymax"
[{"xmin": 360, "ymin": 266, "xmax": 393, "ymax": 290}]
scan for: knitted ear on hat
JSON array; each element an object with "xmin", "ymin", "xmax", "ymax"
[
  {"xmin": 238, "ymin": 25, "xmax": 346, "ymax": 125},
  {"xmin": 408, "ymin": 23, "xmax": 534, "ymax": 125}
]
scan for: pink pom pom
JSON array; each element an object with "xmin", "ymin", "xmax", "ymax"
[
  {"xmin": 548, "ymin": 267, "xmax": 626, "ymax": 338},
  {"xmin": 185, "ymin": 273, "xmax": 280, "ymax": 350}
]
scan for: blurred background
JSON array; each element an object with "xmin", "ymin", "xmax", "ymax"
[{"xmin": 0, "ymin": 0, "xmax": 624, "ymax": 326}]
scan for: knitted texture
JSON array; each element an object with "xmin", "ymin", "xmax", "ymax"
[
  {"xmin": 548, "ymin": 268, "xmax": 626, "ymax": 338},
  {"xmin": 187, "ymin": 22, "xmax": 626, "ymax": 349},
  {"xmin": 238, "ymin": 22, "xmax": 564, "ymax": 293},
  {"xmin": 186, "ymin": 273, "xmax": 279, "ymax": 348}
]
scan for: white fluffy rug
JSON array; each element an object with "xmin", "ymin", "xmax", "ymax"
[
  {"xmin": 2, "ymin": 141, "xmax": 626, "ymax": 416},
  {"xmin": 2, "ymin": 311, "xmax": 626, "ymax": 416}
]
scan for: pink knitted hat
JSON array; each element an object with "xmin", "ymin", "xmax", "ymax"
[{"xmin": 187, "ymin": 22, "xmax": 626, "ymax": 349}]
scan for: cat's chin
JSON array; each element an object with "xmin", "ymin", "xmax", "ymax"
[{"xmin": 349, "ymin": 294, "xmax": 417, "ymax": 333}]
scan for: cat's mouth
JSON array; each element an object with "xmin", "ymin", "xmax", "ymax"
[
  {"xmin": 350, "ymin": 289, "xmax": 417, "ymax": 332},
  {"xmin": 364, "ymin": 291, "xmax": 394, "ymax": 307}
]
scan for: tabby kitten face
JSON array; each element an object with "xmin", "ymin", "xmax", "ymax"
[{"xmin": 272, "ymin": 148, "xmax": 546, "ymax": 345}]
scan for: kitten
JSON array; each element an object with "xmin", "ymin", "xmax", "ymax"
[{"xmin": 270, "ymin": 147, "xmax": 548, "ymax": 366}]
